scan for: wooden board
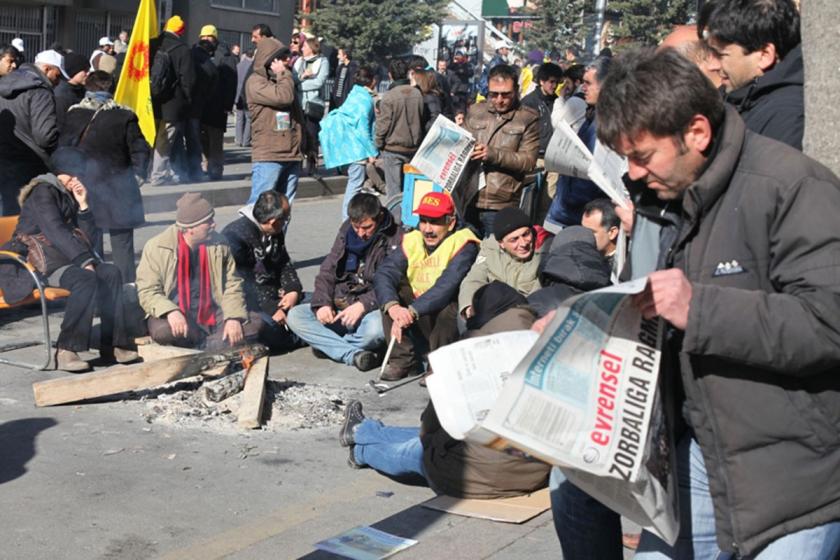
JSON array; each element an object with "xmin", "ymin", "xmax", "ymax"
[
  {"xmin": 33, "ymin": 345, "xmax": 264, "ymax": 407},
  {"xmin": 137, "ymin": 343, "xmax": 200, "ymax": 362},
  {"xmin": 237, "ymin": 356, "xmax": 269, "ymax": 429},
  {"xmin": 421, "ymin": 488, "xmax": 550, "ymax": 524}
]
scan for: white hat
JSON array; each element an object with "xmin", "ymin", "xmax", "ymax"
[
  {"xmin": 98, "ymin": 36, "xmax": 114, "ymax": 47},
  {"xmin": 494, "ymin": 38, "xmax": 510, "ymax": 51},
  {"xmin": 34, "ymin": 49, "xmax": 69, "ymax": 79},
  {"xmin": 11, "ymin": 38, "xmax": 23, "ymax": 52}
]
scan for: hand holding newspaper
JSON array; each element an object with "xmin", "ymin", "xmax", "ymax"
[
  {"xmin": 409, "ymin": 115, "xmax": 475, "ymax": 192},
  {"xmin": 427, "ymin": 278, "xmax": 679, "ymax": 544}
]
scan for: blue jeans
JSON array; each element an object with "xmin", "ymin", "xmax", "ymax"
[
  {"xmin": 549, "ymin": 467, "xmax": 623, "ymax": 560},
  {"xmin": 249, "ymin": 161, "xmax": 300, "ymax": 205},
  {"xmin": 353, "ymin": 419, "xmax": 426, "ymax": 479},
  {"xmin": 636, "ymin": 435, "xmax": 840, "ymax": 560},
  {"xmin": 341, "ymin": 162, "xmax": 367, "ymax": 221},
  {"xmin": 286, "ymin": 305, "xmax": 384, "ymax": 365}
]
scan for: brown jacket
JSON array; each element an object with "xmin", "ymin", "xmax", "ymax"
[
  {"xmin": 463, "ymin": 102, "xmax": 539, "ymax": 210},
  {"xmin": 246, "ymin": 37, "xmax": 304, "ymax": 162},
  {"xmin": 374, "ymin": 81, "xmax": 424, "ymax": 154}
]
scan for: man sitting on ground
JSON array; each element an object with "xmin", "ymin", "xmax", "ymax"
[
  {"xmin": 222, "ymin": 191, "xmax": 302, "ymax": 353},
  {"xmin": 136, "ymin": 193, "xmax": 260, "ymax": 350},
  {"xmin": 459, "ymin": 207, "xmax": 546, "ymax": 331},
  {"xmin": 374, "ymin": 191, "xmax": 479, "ymax": 380},
  {"xmin": 287, "ymin": 193, "xmax": 401, "ymax": 371}
]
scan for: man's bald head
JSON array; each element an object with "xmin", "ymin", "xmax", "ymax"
[{"xmin": 660, "ymin": 24, "xmax": 722, "ymax": 88}]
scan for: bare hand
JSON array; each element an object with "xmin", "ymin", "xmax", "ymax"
[
  {"xmin": 270, "ymin": 58, "xmax": 286, "ymax": 76},
  {"xmin": 83, "ymin": 263, "xmax": 95, "ymax": 272},
  {"xmin": 334, "ymin": 302, "xmax": 365, "ymax": 328},
  {"xmin": 531, "ymin": 310, "xmax": 556, "ymax": 334},
  {"xmin": 70, "ymin": 181, "xmax": 88, "ymax": 209},
  {"xmin": 271, "ymin": 308, "xmax": 288, "ymax": 325},
  {"xmin": 388, "ymin": 305, "xmax": 414, "ymax": 329},
  {"xmin": 471, "ymin": 143, "xmax": 488, "ymax": 161},
  {"xmin": 279, "ymin": 291, "xmax": 299, "ymax": 310},
  {"xmin": 316, "ymin": 306, "xmax": 335, "ymax": 324},
  {"xmin": 390, "ymin": 321, "xmax": 404, "ymax": 344},
  {"xmin": 632, "ymin": 269, "xmax": 692, "ymax": 330},
  {"xmin": 462, "ymin": 305, "xmax": 474, "ymax": 320},
  {"xmin": 614, "ymin": 201, "xmax": 635, "ymax": 236},
  {"xmin": 167, "ymin": 310, "xmax": 189, "ymax": 338},
  {"xmin": 222, "ymin": 319, "xmax": 244, "ymax": 346}
]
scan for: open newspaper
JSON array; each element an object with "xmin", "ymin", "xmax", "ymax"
[
  {"xmin": 427, "ymin": 278, "xmax": 678, "ymax": 544},
  {"xmin": 409, "ymin": 115, "xmax": 475, "ymax": 192}
]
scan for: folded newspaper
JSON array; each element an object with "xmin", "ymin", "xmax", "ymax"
[
  {"xmin": 427, "ymin": 278, "xmax": 679, "ymax": 544},
  {"xmin": 409, "ymin": 115, "xmax": 475, "ymax": 192}
]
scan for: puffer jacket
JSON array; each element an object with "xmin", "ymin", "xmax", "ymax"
[
  {"xmin": 462, "ymin": 101, "xmax": 540, "ymax": 210},
  {"xmin": 458, "ymin": 234, "xmax": 544, "ymax": 313},
  {"xmin": 246, "ymin": 37, "xmax": 304, "ymax": 163},
  {"xmin": 725, "ymin": 44, "xmax": 803, "ymax": 150},
  {"xmin": 310, "ymin": 211, "xmax": 401, "ymax": 314},
  {"xmin": 0, "ymin": 64, "xmax": 58, "ymax": 211},
  {"xmin": 135, "ymin": 225, "xmax": 248, "ymax": 322},
  {"xmin": 665, "ymin": 105, "xmax": 840, "ymax": 555}
]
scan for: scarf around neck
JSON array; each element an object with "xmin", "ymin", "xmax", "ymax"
[
  {"xmin": 177, "ymin": 231, "xmax": 216, "ymax": 327},
  {"xmin": 344, "ymin": 226, "xmax": 375, "ymax": 273}
]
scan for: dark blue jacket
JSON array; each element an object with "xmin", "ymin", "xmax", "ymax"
[
  {"xmin": 547, "ymin": 114, "xmax": 604, "ymax": 226},
  {"xmin": 374, "ymin": 230, "xmax": 478, "ymax": 317}
]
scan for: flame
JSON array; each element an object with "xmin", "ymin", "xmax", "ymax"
[{"xmin": 241, "ymin": 351, "xmax": 255, "ymax": 371}]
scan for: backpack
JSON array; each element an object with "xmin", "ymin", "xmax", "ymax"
[{"xmin": 150, "ymin": 43, "xmax": 178, "ymax": 99}]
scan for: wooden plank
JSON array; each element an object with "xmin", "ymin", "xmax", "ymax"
[
  {"xmin": 33, "ymin": 345, "xmax": 266, "ymax": 407},
  {"xmin": 237, "ymin": 356, "xmax": 269, "ymax": 429},
  {"xmin": 137, "ymin": 343, "xmax": 200, "ymax": 362}
]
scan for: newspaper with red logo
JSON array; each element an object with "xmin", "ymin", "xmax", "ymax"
[
  {"xmin": 410, "ymin": 115, "xmax": 475, "ymax": 192},
  {"xmin": 427, "ymin": 278, "xmax": 678, "ymax": 544}
]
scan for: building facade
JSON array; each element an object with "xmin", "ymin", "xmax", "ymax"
[{"xmin": 0, "ymin": 0, "xmax": 294, "ymax": 61}]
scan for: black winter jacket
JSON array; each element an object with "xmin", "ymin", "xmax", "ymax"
[
  {"xmin": 0, "ymin": 64, "xmax": 58, "ymax": 208},
  {"xmin": 725, "ymin": 44, "xmax": 803, "ymax": 150},
  {"xmin": 665, "ymin": 106, "xmax": 840, "ymax": 555},
  {"xmin": 204, "ymin": 44, "xmax": 238, "ymax": 129},
  {"xmin": 151, "ymin": 31, "xmax": 195, "ymax": 122},
  {"xmin": 59, "ymin": 97, "xmax": 150, "ymax": 230},
  {"xmin": 374, "ymin": 229, "xmax": 478, "ymax": 317},
  {"xmin": 310, "ymin": 212, "xmax": 401, "ymax": 314},
  {"xmin": 520, "ymin": 88, "xmax": 557, "ymax": 155},
  {"xmin": 222, "ymin": 208, "xmax": 302, "ymax": 315},
  {"xmin": 189, "ymin": 43, "xmax": 218, "ymax": 120},
  {"xmin": 53, "ymin": 80, "xmax": 85, "ymax": 131}
]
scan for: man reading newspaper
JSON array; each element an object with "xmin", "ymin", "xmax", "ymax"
[{"xmin": 597, "ymin": 48, "xmax": 840, "ymax": 558}]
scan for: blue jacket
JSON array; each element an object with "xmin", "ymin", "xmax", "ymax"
[
  {"xmin": 547, "ymin": 114, "xmax": 605, "ymax": 226},
  {"xmin": 319, "ymin": 85, "xmax": 378, "ymax": 169}
]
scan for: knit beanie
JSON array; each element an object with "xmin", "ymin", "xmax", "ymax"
[
  {"xmin": 63, "ymin": 52, "xmax": 88, "ymax": 78},
  {"xmin": 165, "ymin": 15, "xmax": 186, "ymax": 36},
  {"xmin": 493, "ymin": 207, "xmax": 532, "ymax": 241},
  {"xmin": 50, "ymin": 147, "xmax": 87, "ymax": 177},
  {"xmin": 176, "ymin": 193, "xmax": 214, "ymax": 227}
]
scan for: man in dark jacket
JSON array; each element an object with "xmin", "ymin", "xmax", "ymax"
[
  {"xmin": 598, "ymin": 48, "xmax": 840, "ymax": 558},
  {"xmin": 202, "ymin": 26, "xmax": 238, "ymax": 180},
  {"xmin": 287, "ymin": 193, "xmax": 401, "ymax": 371},
  {"xmin": 59, "ymin": 71, "xmax": 149, "ymax": 283},
  {"xmin": 149, "ymin": 15, "xmax": 195, "ymax": 186},
  {"xmin": 374, "ymin": 191, "xmax": 479, "ymax": 381},
  {"xmin": 330, "ymin": 46, "xmax": 358, "ymax": 110},
  {"xmin": 699, "ymin": 0, "xmax": 803, "ymax": 149},
  {"xmin": 520, "ymin": 62, "xmax": 563, "ymax": 156},
  {"xmin": 375, "ymin": 57, "xmax": 424, "ymax": 199},
  {"xmin": 234, "ymin": 50, "xmax": 253, "ymax": 147},
  {"xmin": 185, "ymin": 28, "xmax": 218, "ymax": 183},
  {"xmin": 222, "ymin": 191, "xmax": 302, "ymax": 352},
  {"xmin": 0, "ymin": 49, "xmax": 63, "ymax": 215},
  {"xmin": 53, "ymin": 52, "xmax": 89, "ymax": 131}
]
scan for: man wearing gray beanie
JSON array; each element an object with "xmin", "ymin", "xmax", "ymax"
[{"xmin": 136, "ymin": 192, "xmax": 261, "ymax": 349}]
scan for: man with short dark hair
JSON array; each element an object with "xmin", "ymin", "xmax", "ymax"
[
  {"xmin": 53, "ymin": 52, "xmax": 89, "ymax": 130},
  {"xmin": 580, "ymin": 198, "xmax": 619, "ymax": 265},
  {"xmin": 222, "ymin": 190, "xmax": 301, "ymax": 352},
  {"xmin": 375, "ymin": 57, "xmax": 424, "ymax": 199},
  {"xmin": 330, "ymin": 46, "xmax": 358, "ymax": 109},
  {"xmin": 597, "ymin": 47, "xmax": 840, "ymax": 558},
  {"xmin": 375, "ymin": 191, "xmax": 479, "ymax": 380},
  {"xmin": 287, "ymin": 193, "xmax": 401, "ymax": 371},
  {"xmin": 521, "ymin": 62, "xmax": 563, "ymax": 156},
  {"xmin": 462, "ymin": 64, "xmax": 540, "ymax": 238},
  {"xmin": 251, "ymin": 24, "xmax": 273, "ymax": 46},
  {"xmin": 699, "ymin": 0, "xmax": 803, "ymax": 148}
]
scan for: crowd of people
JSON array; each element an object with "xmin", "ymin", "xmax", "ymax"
[{"xmin": 0, "ymin": 0, "xmax": 838, "ymax": 557}]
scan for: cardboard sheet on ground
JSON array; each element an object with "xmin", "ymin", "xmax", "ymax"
[{"xmin": 421, "ymin": 488, "xmax": 550, "ymax": 524}]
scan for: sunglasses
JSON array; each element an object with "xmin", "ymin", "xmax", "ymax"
[{"xmin": 487, "ymin": 91, "xmax": 514, "ymax": 99}]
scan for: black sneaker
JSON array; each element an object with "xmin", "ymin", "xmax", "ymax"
[
  {"xmin": 339, "ymin": 400, "xmax": 365, "ymax": 447},
  {"xmin": 311, "ymin": 347, "xmax": 328, "ymax": 360},
  {"xmin": 352, "ymin": 350, "xmax": 382, "ymax": 372},
  {"xmin": 347, "ymin": 445, "xmax": 363, "ymax": 469}
]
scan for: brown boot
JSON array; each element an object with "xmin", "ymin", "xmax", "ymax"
[
  {"xmin": 113, "ymin": 347, "xmax": 139, "ymax": 364},
  {"xmin": 379, "ymin": 363, "xmax": 420, "ymax": 382},
  {"xmin": 55, "ymin": 349, "xmax": 90, "ymax": 373}
]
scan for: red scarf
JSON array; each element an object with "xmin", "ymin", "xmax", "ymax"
[{"xmin": 177, "ymin": 231, "xmax": 216, "ymax": 327}]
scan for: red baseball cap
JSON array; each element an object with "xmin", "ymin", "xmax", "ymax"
[{"xmin": 414, "ymin": 191, "xmax": 455, "ymax": 218}]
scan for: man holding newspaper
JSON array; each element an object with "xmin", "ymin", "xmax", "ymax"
[{"xmin": 599, "ymin": 49, "xmax": 840, "ymax": 558}]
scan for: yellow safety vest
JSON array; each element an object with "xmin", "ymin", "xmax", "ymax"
[{"xmin": 403, "ymin": 228, "xmax": 479, "ymax": 297}]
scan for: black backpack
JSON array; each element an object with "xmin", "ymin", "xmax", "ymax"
[{"xmin": 150, "ymin": 43, "xmax": 178, "ymax": 99}]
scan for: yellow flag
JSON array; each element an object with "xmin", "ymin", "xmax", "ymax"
[{"xmin": 115, "ymin": 0, "xmax": 158, "ymax": 145}]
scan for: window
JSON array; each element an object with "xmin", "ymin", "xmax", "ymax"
[{"xmin": 210, "ymin": 0, "xmax": 280, "ymax": 14}]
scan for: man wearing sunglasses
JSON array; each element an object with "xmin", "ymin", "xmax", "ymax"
[{"xmin": 461, "ymin": 64, "xmax": 540, "ymax": 238}]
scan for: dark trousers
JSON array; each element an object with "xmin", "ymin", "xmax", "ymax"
[
  {"xmin": 380, "ymin": 285, "xmax": 459, "ymax": 371},
  {"xmin": 147, "ymin": 309, "xmax": 262, "ymax": 351},
  {"xmin": 56, "ymin": 263, "xmax": 130, "ymax": 352},
  {"xmin": 551, "ymin": 479, "xmax": 623, "ymax": 560},
  {"xmin": 94, "ymin": 228, "xmax": 136, "ymax": 284}
]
